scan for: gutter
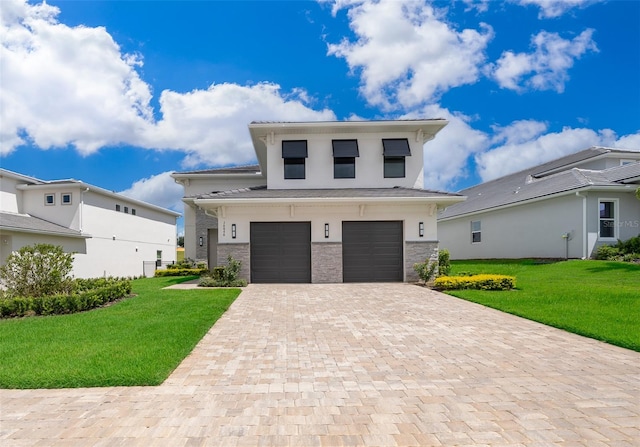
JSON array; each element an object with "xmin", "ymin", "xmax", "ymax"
[{"xmin": 575, "ymin": 191, "xmax": 588, "ymax": 259}]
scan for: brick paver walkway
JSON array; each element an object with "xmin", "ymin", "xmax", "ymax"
[{"xmin": 1, "ymin": 283, "xmax": 638, "ymax": 446}]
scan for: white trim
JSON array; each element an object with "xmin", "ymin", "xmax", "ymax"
[
  {"xmin": 471, "ymin": 220, "xmax": 481, "ymax": 244},
  {"xmin": 44, "ymin": 193, "xmax": 55, "ymax": 206},
  {"xmin": 61, "ymin": 192, "xmax": 72, "ymax": 205},
  {"xmin": 597, "ymin": 198, "xmax": 619, "ymax": 241}
]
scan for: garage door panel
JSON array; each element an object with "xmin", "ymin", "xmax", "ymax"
[
  {"xmin": 250, "ymin": 222, "xmax": 311, "ymax": 283},
  {"xmin": 343, "ymin": 221, "xmax": 403, "ymax": 282}
]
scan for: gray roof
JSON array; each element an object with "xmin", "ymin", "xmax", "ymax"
[
  {"xmin": 173, "ymin": 165, "xmax": 261, "ymax": 175},
  {"xmin": 196, "ymin": 185, "xmax": 463, "ymax": 201},
  {"xmin": 0, "ymin": 212, "xmax": 88, "ymax": 238},
  {"xmin": 439, "ymin": 149, "xmax": 640, "ymax": 220}
]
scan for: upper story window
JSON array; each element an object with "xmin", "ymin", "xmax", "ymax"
[
  {"xmin": 620, "ymin": 159, "xmax": 637, "ymax": 166},
  {"xmin": 131, "ymin": 208, "xmax": 136, "ymax": 216},
  {"xmin": 383, "ymin": 139, "xmax": 410, "ymax": 178},
  {"xmin": 471, "ymin": 220, "xmax": 481, "ymax": 243},
  {"xmin": 45, "ymin": 193, "xmax": 55, "ymax": 206},
  {"xmin": 124, "ymin": 206, "xmax": 129, "ymax": 214},
  {"xmin": 115, "ymin": 204, "xmax": 121, "ymax": 212},
  {"xmin": 333, "ymin": 139, "xmax": 359, "ymax": 179},
  {"xmin": 282, "ymin": 140, "xmax": 307, "ymax": 180},
  {"xmin": 61, "ymin": 193, "xmax": 72, "ymax": 205},
  {"xmin": 599, "ymin": 199, "xmax": 617, "ymax": 240}
]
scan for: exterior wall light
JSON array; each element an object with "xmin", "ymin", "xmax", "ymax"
[
  {"xmin": 325, "ymin": 223, "xmax": 329, "ymax": 238},
  {"xmin": 232, "ymin": 224, "xmax": 237, "ymax": 239},
  {"xmin": 199, "ymin": 236, "xmax": 203, "ymax": 247},
  {"xmin": 419, "ymin": 222, "xmax": 424, "ymax": 237}
]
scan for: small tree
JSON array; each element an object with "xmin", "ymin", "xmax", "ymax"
[{"xmin": 0, "ymin": 244, "xmax": 74, "ymax": 298}]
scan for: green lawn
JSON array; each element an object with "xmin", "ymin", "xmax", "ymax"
[
  {"xmin": 0, "ymin": 276, "xmax": 240, "ymax": 389},
  {"xmin": 447, "ymin": 259, "xmax": 640, "ymax": 351}
]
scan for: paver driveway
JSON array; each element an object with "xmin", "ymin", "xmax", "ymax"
[{"xmin": 1, "ymin": 283, "xmax": 639, "ymax": 446}]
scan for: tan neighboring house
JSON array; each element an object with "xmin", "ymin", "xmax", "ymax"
[
  {"xmin": 172, "ymin": 119, "xmax": 465, "ymax": 283},
  {"xmin": 438, "ymin": 147, "xmax": 640, "ymax": 260},
  {"xmin": 0, "ymin": 169, "xmax": 180, "ymax": 278}
]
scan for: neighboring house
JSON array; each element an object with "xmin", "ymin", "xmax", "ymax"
[
  {"xmin": 172, "ymin": 119, "xmax": 465, "ymax": 283},
  {"xmin": 0, "ymin": 169, "xmax": 180, "ymax": 278},
  {"xmin": 438, "ymin": 147, "xmax": 640, "ymax": 260}
]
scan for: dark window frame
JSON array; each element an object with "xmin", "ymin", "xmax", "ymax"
[
  {"xmin": 334, "ymin": 157, "xmax": 356, "ymax": 179},
  {"xmin": 44, "ymin": 193, "xmax": 55, "ymax": 206}
]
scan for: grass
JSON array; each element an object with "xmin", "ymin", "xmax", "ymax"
[
  {"xmin": 0, "ymin": 276, "xmax": 240, "ymax": 389},
  {"xmin": 446, "ymin": 259, "xmax": 640, "ymax": 352}
]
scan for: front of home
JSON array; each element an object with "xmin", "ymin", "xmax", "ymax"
[
  {"xmin": 438, "ymin": 147, "xmax": 640, "ymax": 260},
  {"xmin": 172, "ymin": 120, "xmax": 465, "ymax": 283},
  {"xmin": 0, "ymin": 169, "xmax": 179, "ymax": 278}
]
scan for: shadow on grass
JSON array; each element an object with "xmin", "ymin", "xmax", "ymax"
[
  {"xmin": 158, "ymin": 275, "xmax": 201, "ymax": 286},
  {"xmin": 583, "ymin": 261, "xmax": 640, "ymax": 273}
]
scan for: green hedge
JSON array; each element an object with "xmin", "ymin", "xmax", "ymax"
[
  {"xmin": 434, "ymin": 274, "xmax": 516, "ymax": 291},
  {"xmin": 0, "ymin": 279, "xmax": 132, "ymax": 318},
  {"xmin": 154, "ymin": 268, "xmax": 209, "ymax": 277}
]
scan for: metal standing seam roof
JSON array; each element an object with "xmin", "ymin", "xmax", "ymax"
[
  {"xmin": 0, "ymin": 212, "xmax": 89, "ymax": 238},
  {"xmin": 195, "ymin": 185, "xmax": 464, "ymax": 201},
  {"xmin": 439, "ymin": 158, "xmax": 640, "ymax": 220}
]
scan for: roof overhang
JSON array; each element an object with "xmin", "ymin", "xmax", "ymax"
[{"xmin": 0, "ymin": 226, "xmax": 92, "ymax": 239}]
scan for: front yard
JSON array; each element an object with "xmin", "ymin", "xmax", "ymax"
[
  {"xmin": 0, "ymin": 277, "xmax": 240, "ymax": 389},
  {"xmin": 446, "ymin": 259, "xmax": 640, "ymax": 352}
]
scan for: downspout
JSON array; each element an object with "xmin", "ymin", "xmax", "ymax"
[{"xmin": 576, "ymin": 191, "xmax": 587, "ymax": 259}]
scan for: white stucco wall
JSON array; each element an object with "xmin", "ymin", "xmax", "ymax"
[
  {"xmin": 213, "ymin": 202, "xmax": 438, "ymax": 244},
  {"xmin": 0, "ymin": 175, "xmax": 23, "ymax": 214},
  {"xmin": 266, "ymin": 132, "xmax": 424, "ymax": 190},
  {"xmin": 439, "ymin": 194, "xmax": 584, "ymax": 260}
]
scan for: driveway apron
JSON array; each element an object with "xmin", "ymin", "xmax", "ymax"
[{"xmin": 1, "ymin": 283, "xmax": 639, "ymax": 446}]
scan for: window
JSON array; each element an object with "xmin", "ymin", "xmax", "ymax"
[
  {"xmin": 333, "ymin": 139, "xmax": 358, "ymax": 179},
  {"xmin": 284, "ymin": 158, "xmax": 306, "ymax": 179},
  {"xmin": 156, "ymin": 250, "xmax": 162, "ymax": 267},
  {"xmin": 599, "ymin": 199, "xmax": 617, "ymax": 239},
  {"xmin": 384, "ymin": 157, "xmax": 405, "ymax": 178},
  {"xmin": 115, "ymin": 204, "xmax": 121, "ymax": 212},
  {"xmin": 124, "ymin": 206, "xmax": 129, "ymax": 214},
  {"xmin": 61, "ymin": 193, "xmax": 72, "ymax": 205},
  {"xmin": 282, "ymin": 140, "xmax": 308, "ymax": 180},
  {"xmin": 382, "ymin": 139, "xmax": 410, "ymax": 179},
  {"xmin": 44, "ymin": 194, "xmax": 55, "ymax": 206},
  {"xmin": 471, "ymin": 221, "xmax": 481, "ymax": 243},
  {"xmin": 131, "ymin": 208, "xmax": 136, "ymax": 216}
]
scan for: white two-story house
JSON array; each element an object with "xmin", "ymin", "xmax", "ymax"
[
  {"xmin": 0, "ymin": 169, "xmax": 179, "ymax": 278},
  {"xmin": 172, "ymin": 120, "xmax": 465, "ymax": 283}
]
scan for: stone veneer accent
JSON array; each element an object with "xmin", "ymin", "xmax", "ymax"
[
  {"xmin": 217, "ymin": 243, "xmax": 250, "ymax": 282},
  {"xmin": 195, "ymin": 208, "xmax": 218, "ymax": 261},
  {"xmin": 311, "ymin": 242, "xmax": 343, "ymax": 283},
  {"xmin": 405, "ymin": 240, "xmax": 438, "ymax": 283}
]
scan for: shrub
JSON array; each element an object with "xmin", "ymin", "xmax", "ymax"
[
  {"xmin": 154, "ymin": 268, "xmax": 208, "ymax": 277},
  {"xmin": 199, "ymin": 255, "xmax": 246, "ymax": 287},
  {"xmin": 594, "ymin": 245, "xmax": 621, "ymax": 261},
  {"xmin": 413, "ymin": 259, "xmax": 437, "ymax": 284},
  {"xmin": 434, "ymin": 274, "xmax": 516, "ymax": 291},
  {"xmin": 615, "ymin": 234, "xmax": 640, "ymax": 255},
  {"xmin": 0, "ymin": 244, "xmax": 74, "ymax": 298},
  {"xmin": 0, "ymin": 278, "xmax": 132, "ymax": 318},
  {"xmin": 438, "ymin": 249, "xmax": 452, "ymax": 277}
]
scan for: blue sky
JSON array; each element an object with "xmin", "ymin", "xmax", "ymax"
[{"xmin": 1, "ymin": 0, "xmax": 639, "ymax": 231}]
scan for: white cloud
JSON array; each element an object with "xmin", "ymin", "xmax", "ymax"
[
  {"xmin": 0, "ymin": 0, "xmax": 153, "ymax": 155},
  {"xmin": 614, "ymin": 132, "xmax": 640, "ymax": 151},
  {"xmin": 515, "ymin": 0, "xmax": 601, "ymax": 19},
  {"xmin": 118, "ymin": 171, "xmax": 184, "ymax": 213},
  {"xmin": 141, "ymin": 82, "xmax": 335, "ymax": 168},
  {"xmin": 0, "ymin": 0, "xmax": 335, "ymax": 166},
  {"xmin": 490, "ymin": 29, "xmax": 597, "ymax": 93},
  {"xmin": 475, "ymin": 123, "xmax": 629, "ymax": 181},
  {"xmin": 400, "ymin": 105, "xmax": 489, "ymax": 191},
  {"xmin": 326, "ymin": 0, "xmax": 493, "ymax": 110}
]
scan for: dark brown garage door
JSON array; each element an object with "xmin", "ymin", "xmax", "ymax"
[
  {"xmin": 250, "ymin": 222, "xmax": 311, "ymax": 283},
  {"xmin": 342, "ymin": 221, "xmax": 403, "ymax": 282}
]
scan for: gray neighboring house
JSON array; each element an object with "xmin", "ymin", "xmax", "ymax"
[
  {"xmin": 438, "ymin": 147, "xmax": 640, "ymax": 260},
  {"xmin": 172, "ymin": 119, "xmax": 466, "ymax": 283}
]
